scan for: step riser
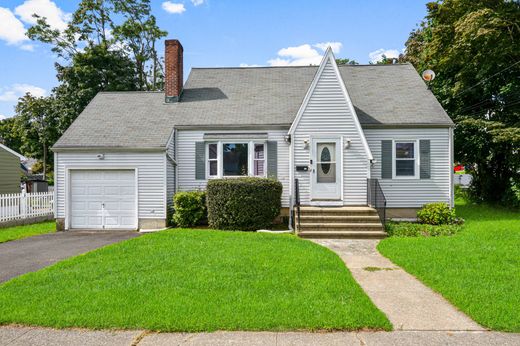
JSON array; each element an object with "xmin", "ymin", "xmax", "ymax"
[
  {"xmin": 299, "ymin": 233, "xmax": 387, "ymax": 239},
  {"xmin": 297, "ymin": 217, "xmax": 381, "ymax": 223},
  {"xmin": 298, "ymin": 211, "xmax": 378, "ymax": 217},
  {"xmin": 299, "ymin": 228, "xmax": 384, "ymax": 233}
]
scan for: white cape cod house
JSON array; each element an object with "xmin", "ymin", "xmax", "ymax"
[{"xmin": 52, "ymin": 39, "xmax": 454, "ymax": 236}]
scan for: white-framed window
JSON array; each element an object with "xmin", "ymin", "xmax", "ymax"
[
  {"xmin": 207, "ymin": 141, "xmax": 267, "ymax": 178},
  {"xmin": 207, "ymin": 143, "xmax": 218, "ymax": 177},
  {"xmin": 393, "ymin": 140, "xmax": 419, "ymax": 179},
  {"xmin": 253, "ymin": 143, "xmax": 266, "ymax": 176}
]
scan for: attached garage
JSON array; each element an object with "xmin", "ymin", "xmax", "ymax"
[{"xmin": 68, "ymin": 169, "xmax": 137, "ymax": 230}]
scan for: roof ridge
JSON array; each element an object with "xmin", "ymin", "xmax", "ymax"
[
  {"xmin": 98, "ymin": 91, "xmax": 164, "ymax": 94},
  {"xmin": 191, "ymin": 63, "xmax": 412, "ymax": 70}
]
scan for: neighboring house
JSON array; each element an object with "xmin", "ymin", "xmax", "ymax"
[
  {"xmin": 0, "ymin": 143, "xmax": 24, "ymax": 194},
  {"xmin": 52, "ymin": 39, "xmax": 454, "ymax": 232}
]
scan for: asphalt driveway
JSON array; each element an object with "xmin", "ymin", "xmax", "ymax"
[{"xmin": 0, "ymin": 231, "xmax": 140, "ymax": 283}]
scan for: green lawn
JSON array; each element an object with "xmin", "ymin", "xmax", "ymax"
[
  {"xmin": 0, "ymin": 229, "xmax": 391, "ymax": 332},
  {"xmin": 378, "ymin": 199, "xmax": 520, "ymax": 332},
  {"xmin": 0, "ymin": 221, "xmax": 55, "ymax": 243}
]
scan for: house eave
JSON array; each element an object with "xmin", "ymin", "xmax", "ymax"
[
  {"xmin": 173, "ymin": 124, "xmax": 291, "ymax": 131},
  {"xmin": 51, "ymin": 146, "xmax": 167, "ymax": 153},
  {"xmin": 361, "ymin": 123, "xmax": 455, "ymax": 129}
]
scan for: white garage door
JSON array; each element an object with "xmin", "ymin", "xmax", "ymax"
[{"xmin": 70, "ymin": 170, "xmax": 136, "ymax": 230}]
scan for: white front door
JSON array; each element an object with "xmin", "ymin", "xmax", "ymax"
[
  {"xmin": 311, "ymin": 137, "xmax": 341, "ymax": 200},
  {"xmin": 70, "ymin": 170, "xmax": 137, "ymax": 230}
]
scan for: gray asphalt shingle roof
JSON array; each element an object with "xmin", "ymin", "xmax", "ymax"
[{"xmin": 53, "ymin": 63, "xmax": 453, "ymax": 149}]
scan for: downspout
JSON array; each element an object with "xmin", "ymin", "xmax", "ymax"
[{"xmin": 288, "ymin": 133, "xmax": 294, "ymax": 231}]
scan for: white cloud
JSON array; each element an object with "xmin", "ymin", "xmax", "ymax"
[
  {"xmin": 314, "ymin": 42, "xmax": 342, "ymax": 54},
  {"xmin": 0, "ymin": 84, "xmax": 47, "ymax": 102},
  {"xmin": 267, "ymin": 42, "xmax": 342, "ymax": 66},
  {"xmin": 0, "ymin": 114, "xmax": 7, "ymax": 120},
  {"xmin": 0, "ymin": 7, "xmax": 29, "ymax": 45},
  {"xmin": 15, "ymin": 0, "xmax": 70, "ymax": 31},
  {"xmin": 162, "ymin": 1, "xmax": 186, "ymax": 14},
  {"xmin": 239, "ymin": 63, "xmax": 261, "ymax": 67},
  {"xmin": 368, "ymin": 48, "xmax": 400, "ymax": 63},
  {"xmin": 191, "ymin": 0, "xmax": 204, "ymax": 5}
]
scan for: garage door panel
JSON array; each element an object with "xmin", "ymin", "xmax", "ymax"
[{"xmin": 70, "ymin": 169, "xmax": 136, "ymax": 230}]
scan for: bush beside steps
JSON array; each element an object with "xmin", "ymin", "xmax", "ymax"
[{"xmin": 387, "ymin": 202, "xmax": 463, "ymax": 237}]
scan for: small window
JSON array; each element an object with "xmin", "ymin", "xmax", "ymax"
[
  {"xmin": 395, "ymin": 141, "xmax": 416, "ymax": 177},
  {"xmin": 223, "ymin": 143, "xmax": 248, "ymax": 176},
  {"xmin": 208, "ymin": 143, "xmax": 218, "ymax": 177},
  {"xmin": 253, "ymin": 143, "xmax": 265, "ymax": 176}
]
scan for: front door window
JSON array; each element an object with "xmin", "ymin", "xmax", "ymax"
[{"xmin": 317, "ymin": 143, "xmax": 336, "ymax": 183}]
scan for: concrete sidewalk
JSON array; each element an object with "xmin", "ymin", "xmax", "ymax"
[
  {"xmin": 2, "ymin": 327, "xmax": 520, "ymax": 346},
  {"xmin": 311, "ymin": 239, "xmax": 484, "ymax": 331}
]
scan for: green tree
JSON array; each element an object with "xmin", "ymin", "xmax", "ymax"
[
  {"xmin": 335, "ymin": 58, "xmax": 359, "ymax": 65},
  {"xmin": 0, "ymin": 117, "xmax": 23, "ymax": 153},
  {"xmin": 27, "ymin": 0, "xmax": 166, "ymax": 90},
  {"xmin": 53, "ymin": 44, "xmax": 137, "ymax": 131},
  {"xmin": 405, "ymin": 0, "xmax": 520, "ymax": 205},
  {"xmin": 14, "ymin": 94, "xmax": 59, "ymax": 180}
]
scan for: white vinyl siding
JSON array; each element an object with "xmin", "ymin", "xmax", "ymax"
[
  {"xmin": 293, "ymin": 59, "xmax": 370, "ymax": 205},
  {"xmin": 55, "ymin": 151, "xmax": 167, "ymax": 219},
  {"xmin": 365, "ymin": 128, "xmax": 451, "ymax": 208},
  {"xmin": 177, "ymin": 130, "xmax": 291, "ymax": 207}
]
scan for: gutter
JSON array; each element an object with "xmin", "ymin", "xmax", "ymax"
[{"xmin": 51, "ymin": 146, "xmax": 167, "ymax": 153}]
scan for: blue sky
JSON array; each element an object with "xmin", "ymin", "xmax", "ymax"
[{"xmin": 0, "ymin": 0, "xmax": 429, "ymax": 119}]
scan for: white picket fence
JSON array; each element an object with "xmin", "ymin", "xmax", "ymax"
[{"xmin": 0, "ymin": 192, "xmax": 54, "ymax": 223}]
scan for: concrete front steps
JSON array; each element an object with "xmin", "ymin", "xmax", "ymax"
[{"xmin": 296, "ymin": 206, "xmax": 387, "ymax": 239}]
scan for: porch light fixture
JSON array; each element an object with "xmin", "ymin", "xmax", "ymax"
[
  {"xmin": 303, "ymin": 138, "xmax": 310, "ymax": 149},
  {"xmin": 284, "ymin": 134, "xmax": 291, "ymax": 143},
  {"xmin": 344, "ymin": 139, "xmax": 351, "ymax": 149}
]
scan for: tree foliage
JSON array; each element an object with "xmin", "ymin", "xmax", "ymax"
[
  {"xmin": 335, "ymin": 58, "xmax": 359, "ymax": 65},
  {"xmin": 405, "ymin": 0, "xmax": 520, "ymax": 205}
]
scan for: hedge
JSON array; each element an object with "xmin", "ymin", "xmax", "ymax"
[
  {"xmin": 386, "ymin": 222, "xmax": 462, "ymax": 237},
  {"xmin": 172, "ymin": 191, "xmax": 207, "ymax": 227},
  {"xmin": 206, "ymin": 177, "xmax": 282, "ymax": 231}
]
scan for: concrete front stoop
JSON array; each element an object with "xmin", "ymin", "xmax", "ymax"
[{"xmin": 296, "ymin": 206, "xmax": 387, "ymax": 239}]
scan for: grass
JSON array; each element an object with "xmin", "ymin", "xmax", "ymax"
[
  {"xmin": 378, "ymin": 199, "xmax": 520, "ymax": 332},
  {"xmin": 0, "ymin": 229, "xmax": 391, "ymax": 332},
  {"xmin": 0, "ymin": 221, "xmax": 55, "ymax": 243}
]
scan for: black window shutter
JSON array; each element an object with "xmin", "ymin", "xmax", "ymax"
[
  {"xmin": 267, "ymin": 141, "xmax": 277, "ymax": 179},
  {"xmin": 420, "ymin": 140, "xmax": 431, "ymax": 179},
  {"xmin": 381, "ymin": 140, "xmax": 392, "ymax": 179},
  {"xmin": 195, "ymin": 142, "xmax": 205, "ymax": 180}
]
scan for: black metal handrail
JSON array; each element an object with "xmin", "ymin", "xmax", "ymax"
[
  {"xmin": 294, "ymin": 178, "xmax": 301, "ymax": 232},
  {"xmin": 367, "ymin": 178, "xmax": 387, "ymax": 227}
]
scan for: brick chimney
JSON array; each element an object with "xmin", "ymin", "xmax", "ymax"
[{"xmin": 164, "ymin": 39, "xmax": 183, "ymax": 103}]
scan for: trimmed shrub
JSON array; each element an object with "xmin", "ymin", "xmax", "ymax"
[
  {"xmin": 206, "ymin": 177, "xmax": 282, "ymax": 231},
  {"xmin": 386, "ymin": 222, "xmax": 461, "ymax": 237},
  {"xmin": 172, "ymin": 191, "xmax": 207, "ymax": 227},
  {"xmin": 417, "ymin": 202, "xmax": 457, "ymax": 225}
]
